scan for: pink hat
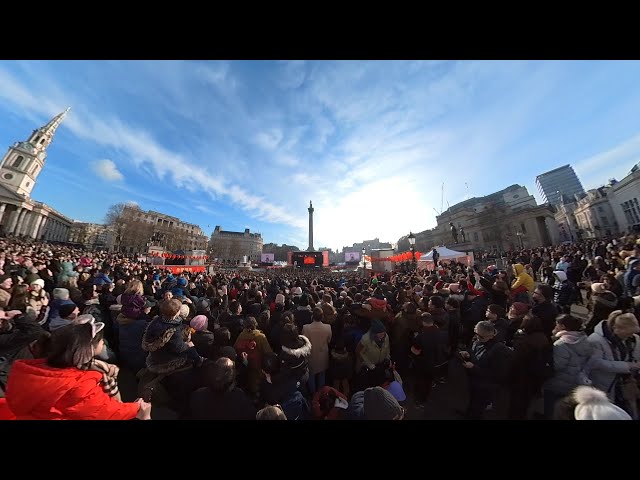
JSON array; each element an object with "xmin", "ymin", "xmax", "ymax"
[{"xmin": 190, "ymin": 315, "xmax": 208, "ymax": 331}]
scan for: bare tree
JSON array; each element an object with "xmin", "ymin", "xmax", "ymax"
[{"xmin": 104, "ymin": 203, "xmax": 127, "ymax": 252}]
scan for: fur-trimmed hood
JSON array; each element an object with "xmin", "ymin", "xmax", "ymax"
[{"xmin": 281, "ymin": 335, "xmax": 312, "ymax": 358}]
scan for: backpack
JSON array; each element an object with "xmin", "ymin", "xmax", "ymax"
[
  {"xmin": 280, "ymin": 390, "xmax": 310, "ymax": 420},
  {"xmin": 235, "ymin": 338, "xmax": 262, "ymax": 369}
]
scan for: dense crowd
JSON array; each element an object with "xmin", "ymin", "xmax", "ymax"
[{"xmin": 0, "ymin": 234, "xmax": 638, "ymax": 420}]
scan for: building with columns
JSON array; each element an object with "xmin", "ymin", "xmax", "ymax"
[
  {"xmin": 396, "ymin": 184, "xmax": 559, "ymax": 254},
  {"xmin": 69, "ymin": 221, "xmax": 115, "ymax": 250},
  {"xmin": 0, "ymin": 109, "xmax": 73, "ymax": 242},
  {"xmin": 208, "ymin": 226, "xmax": 263, "ymax": 265}
]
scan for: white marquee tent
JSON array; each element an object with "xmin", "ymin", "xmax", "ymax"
[{"xmin": 418, "ymin": 246, "xmax": 472, "ymax": 265}]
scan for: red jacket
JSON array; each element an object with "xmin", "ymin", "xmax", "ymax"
[{"xmin": 5, "ymin": 359, "xmax": 139, "ymax": 420}]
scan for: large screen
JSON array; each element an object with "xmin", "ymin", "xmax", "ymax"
[
  {"xmin": 261, "ymin": 253, "xmax": 274, "ymax": 263},
  {"xmin": 291, "ymin": 251, "xmax": 323, "ymax": 267},
  {"xmin": 345, "ymin": 252, "xmax": 360, "ymax": 262}
]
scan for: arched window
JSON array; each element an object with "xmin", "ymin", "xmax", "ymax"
[
  {"xmin": 39, "ymin": 138, "xmax": 46, "ymax": 144},
  {"xmin": 12, "ymin": 156, "xmax": 24, "ymax": 168},
  {"xmin": 34, "ymin": 137, "xmax": 41, "ymax": 143}
]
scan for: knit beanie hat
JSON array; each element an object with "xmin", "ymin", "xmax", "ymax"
[
  {"xmin": 370, "ymin": 318, "xmax": 386, "ymax": 334},
  {"xmin": 0, "ymin": 274, "xmax": 11, "ymax": 285},
  {"xmin": 177, "ymin": 278, "xmax": 188, "ymax": 287},
  {"xmin": 59, "ymin": 303, "xmax": 78, "ymax": 319},
  {"xmin": 511, "ymin": 302, "xmax": 531, "ymax": 316},
  {"xmin": 364, "ymin": 386, "xmax": 404, "ymax": 420},
  {"xmin": 573, "ymin": 386, "xmax": 632, "ymax": 420},
  {"xmin": 275, "ymin": 293, "xmax": 285, "ymax": 305},
  {"xmin": 30, "ymin": 278, "xmax": 45, "ymax": 288},
  {"xmin": 179, "ymin": 304, "xmax": 190, "ymax": 319},
  {"xmin": 190, "ymin": 315, "xmax": 208, "ymax": 332}
]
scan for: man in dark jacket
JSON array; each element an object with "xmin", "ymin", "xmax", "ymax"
[
  {"xmin": 460, "ymin": 321, "xmax": 513, "ymax": 420},
  {"xmin": 411, "ymin": 313, "xmax": 449, "ymax": 408},
  {"xmin": 532, "ymin": 284, "xmax": 558, "ymax": 339},
  {"xmin": 461, "ymin": 291, "xmax": 490, "ymax": 347},
  {"xmin": 186, "ymin": 357, "xmax": 257, "ymax": 420}
]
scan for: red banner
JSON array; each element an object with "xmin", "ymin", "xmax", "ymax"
[{"xmin": 163, "ymin": 266, "xmax": 206, "ymax": 274}]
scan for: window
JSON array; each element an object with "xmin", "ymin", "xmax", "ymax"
[
  {"xmin": 3, "ymin": 173, "xmax": 13, "ymax": 180},
  {"xmin": 520, "ymin": 223, "xmax": 527, "ymax": 234},
  {"xmin": 473, "ymin": 232, "xmax": 479, "ymax": 242},
  {"xmin": 25, "ymin": 182, "xmax": 30, "ymax": 187},
  {"xmin": 39, "ymin": 138, "xmax": 45, "ymax": 144},
  {"xmin": 513, "ymin": 194, "xmax": 520, "ymax": 199},
  {"xmin": 12, "ymin": 156, "xmax": 24, "ymax": 168}
]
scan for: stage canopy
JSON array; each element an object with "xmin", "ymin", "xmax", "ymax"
[{"xmin": 419, "ymin": 246, "xmax": 468, "ymax": 261}]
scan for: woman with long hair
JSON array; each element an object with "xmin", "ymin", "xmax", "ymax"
[{"xmin": 3, "ymin": 317, "xmax": 151, "ymax": 420}]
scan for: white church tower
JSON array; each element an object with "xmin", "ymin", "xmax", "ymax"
[{"xmin": 0, "ymin": 107, "xmax": 70, "ymax": 197}]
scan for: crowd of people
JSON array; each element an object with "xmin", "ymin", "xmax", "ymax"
[{"xmin": 0, "ymin": 234, "xmax": 638, "ymax": 420}]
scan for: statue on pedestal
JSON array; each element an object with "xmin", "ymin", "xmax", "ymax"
[
  {"xmin": 449, "ymin": 222, "xmax": 458, "ymax": 244},
  {"xmin": 460, "ymin": 226, "xmax": 466, "ymax": 243}
]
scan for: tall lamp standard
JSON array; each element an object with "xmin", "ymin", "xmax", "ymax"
[
  {"xmin": 516, "ymin": 231, "xmax": 524, "ymax": 250},
  {"xmin": 362, "ymin": 247, "xmax": 366, "ymax": 278},
  {"xmin": 408, "ymin": 231, "xmax": 416, "ymax": 271}
]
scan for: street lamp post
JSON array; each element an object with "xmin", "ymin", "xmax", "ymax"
[
  {"xmin": 408, "ymin": 231, "xmax": 416, "ymax": 271},
  {"xmin": 516, "ymin": 231, "xmax": 523, "ymax": 250}
]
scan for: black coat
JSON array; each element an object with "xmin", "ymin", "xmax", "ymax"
[
  {"xmin": 468, "ymin": 338, "xmax": 513, "ymax": 390},
  {"xmin": 187, "ymin": 387, "xmax": 257, "ymax": 420},
  {"xmin": 413, "ymin": 325, "xmax": 449, "ymax": 371},
  {"xmin": 532, "ymin": 301, "xmax": 558, "ymax": 339}
]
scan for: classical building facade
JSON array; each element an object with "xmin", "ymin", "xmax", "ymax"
[
  {"xmin": 344, "ymin": 238, "xmax": 393, "ymax": 256},
  {"xmin": 0, "ymin": 109, "xmax": 73, "ymax": 242},
  {"xmin": 69, "ymin": 222, "xmax": 115, "ymax": 250},
  {"xmin": 607, "ymin": 165, "xmax": 640, "ymax": 234},
  {"xmin": 397, "ymin": 184, "xmax": 559, "ymax": 253},
  {"xmin": 118, "ymin": 204, "xmax": 208, "ymax": 253},
  {"xmin": 208, "ymin": 226, "xmax": 263, "ymax": 265},
  {"xmin": 554, "ymin": 195, "xmax": 580, "ymax": 242},
  {"xmin": 573, "ymin": 187, "xmax": 619, "ymax": 239}
]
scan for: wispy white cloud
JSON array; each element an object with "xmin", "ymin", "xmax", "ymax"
[
  {"xmin": 2, "ymin": 60, "xmax": 640, "ymax": 250},
  {"xmin": 91, "ymin": 159, "xmax": 123, "ymax": 181},
  {"xmin": 574, "ymin": 133, "xmax": 640, "ymax": 189},
  {"xmin": 254, "ymin": 129, "xmax": 283, "ymax": 151}
]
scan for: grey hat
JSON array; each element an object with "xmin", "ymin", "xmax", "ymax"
[{"xmin": 363, "ymin": 386, "xmax": 403, "ymax": 420}]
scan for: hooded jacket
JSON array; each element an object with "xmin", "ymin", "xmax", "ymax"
[
  {"xmin": 279, "ymin": 335, "xmax": 312, "ymax": 381},
  {"xmin": 553, "ymin": 270, "xmax": 574, "ymax": 306},
  {"xmin": 4, "ymin": 359, "xmax": 139, "ymax": 420},
  {"xmin": 511, "ymin": 264, "xmax": 535, "ymax": 293},
  {"xmin": 543, "ymin": 331, "xmax": 593, "ymax": 395},
  {"xmin": 141, "ymin": 317, "xmax": 201, "ymax": 375},
  {"xmin": 587, "ymin": 320, "xmax": 640, "ymax": 400}
]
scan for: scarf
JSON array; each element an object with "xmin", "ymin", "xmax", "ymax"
[{"xmin": 79, "ymin": 359, "xmax": 121, "ymax": 402}]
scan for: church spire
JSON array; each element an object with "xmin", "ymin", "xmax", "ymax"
[
  {"xmin": 26, "ymin": 107, "xmax": 71, "ymax": 153},
  {"xmin": 40, "ymin": 107, "xmax": 71, "ymax": 137}
]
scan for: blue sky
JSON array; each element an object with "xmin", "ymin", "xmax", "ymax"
[{"xmin": 0, "ymin": 60, "xmax": 639, "ymax": 251}]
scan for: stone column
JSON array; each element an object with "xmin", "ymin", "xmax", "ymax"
[
  {"xmin": 7, "ymin": 208, "xmax": 22, "ymax": 236},
  {"xmin": 19, "ymin": 211, "xmax": 32, "ymax": 237},
  {"xmin": 0, "ymin": 204, "xmax": 6, "ymax": 226},
  {"xmin": 37, "ymin": 216, "xmax": 48, "ymax": 240},
  {"xmin": 31, "ymin": 214, "xmax": 43, "ymax": 239},
  {"xmin": 12, "ymin": 208, "xmax": 27, "ymax": 236},
  {"xmin": 307, "ymin": 200, "xmax": 314, "ymax": 251}
]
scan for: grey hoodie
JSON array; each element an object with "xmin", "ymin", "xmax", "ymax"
[{"xmin": 544, "ymin": 330, "xmax": 594, "ymax": 395}]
